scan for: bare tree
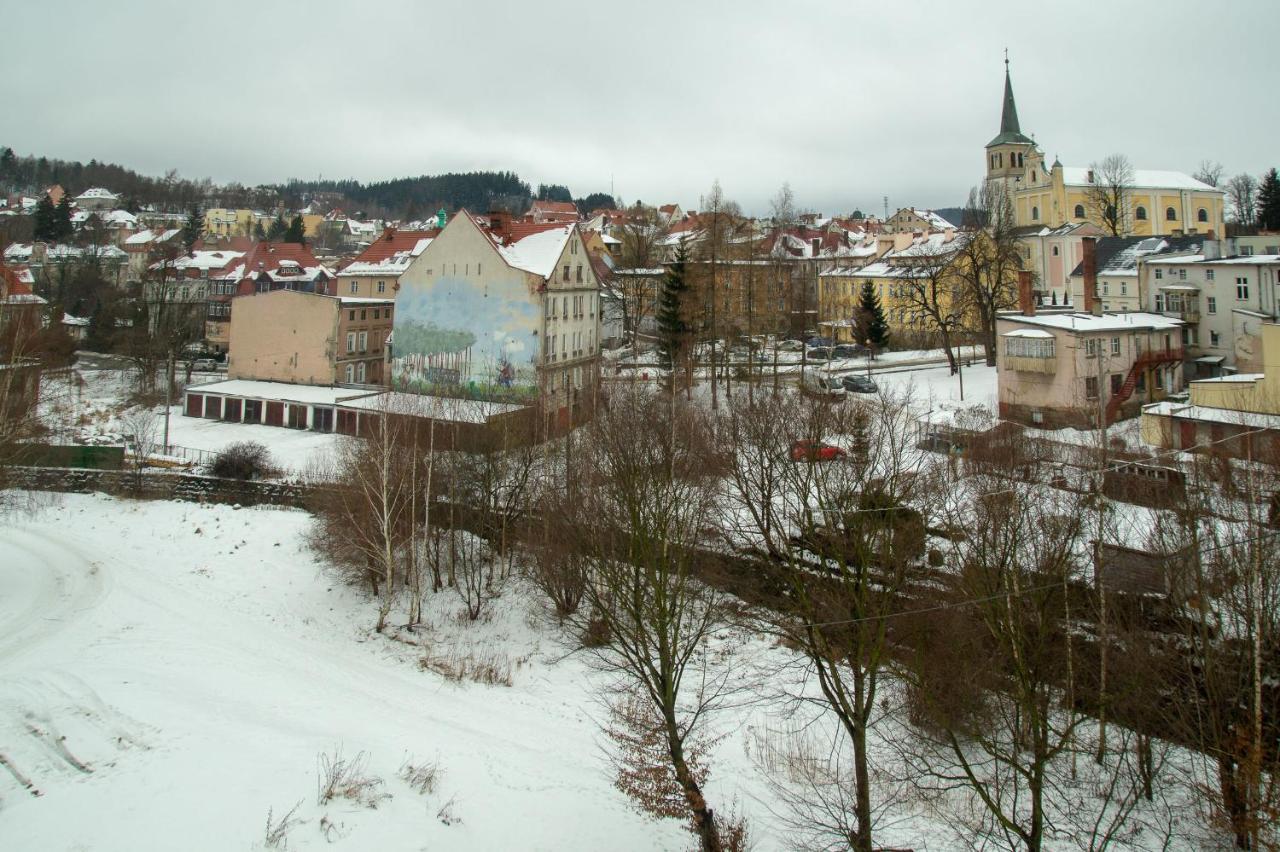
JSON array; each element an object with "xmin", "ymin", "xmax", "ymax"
[
  {"xmin": 721, "ymin": 388, "xmax": 936, "ymax": 851},
  {"xmin": 1085, "ymin": 154, "xmax": 1135, "ymax": 237},
  {"xmin": 1226, "ymin": 173, "xmax": 1259, "ymax": 229},
  {"xmin": 896, "ymin": 235, "xmax": 969, "ymax": 374},
  {"xmin": 562, "ymin": 385, "xmax": 737, "ymax": 851},
  {"xmin": 119, "ymin": 407, "xmax": 160, "ymax": 492},
  {"xmin": 1194, "ymin": 160, "xmax": 1225, "ymax": 188},
  {"xmin": 958, "ymin": 183, "xmax": 1025, "ymax": 367}
]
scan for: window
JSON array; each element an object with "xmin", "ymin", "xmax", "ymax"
[
  {"xmin": 1031, "ymin": 171, "xmax": 1037, "ymax": 183},
  {"xmin": 356, "ymin": 362, "xmax": 366, "ymax": 383},
  {"xmin": 1052, "ymin": 245, "xmax": 1059, "ymax": 256},
  {"xmin": 1120, "ymin": 282, "xmax": 1127, "ymax": 295},
  {"xmin": 1197, "ymin": 208, "xmax": 1208, "ymax": 223},
  {"xmin": 1031, "ymin": 205, "xmax": 1039, "ymax": 221},
  {"xmin": 349, "ymin": 281, "xmax": 358, "ymax": 294},
  {"xmin": 1111, "ymin": 336, "xmax": 1121, "ymax": 355},
  {"xmin": 377, "ymin": 281, "xmax": 385, "ymax": 293},
  {"xmin": 1236, "ymin": 279, "xmax": 1249, "ymax": 300},
  {"xmin": 1210, "ymin": 330, "xmax": 1220, "ymax": 346},
  {"xmin": 1207, "ymin": 296, "xmax": 1217, "ymax": 313},
  {"xmin": 562, "ymin": 298, "xmax": 568, "ymax": 319},
  {"xmin": 477, "ymin": 263, "xmax": 481, "ymax": 275},
  {"xmin": 576, "ymin": 265, "xmax": 583, "ymax": 283},
  {"xmin": 1206, "ymin": 269, "xmax": 1215, "ymax": 281},
  {"xmin": 349, "ymin": 310, "xmax": 355, "ymax": 320},
  {"xmin": 358, "ymin": 331, "xmax": 367, "ymax": 350},
  {"xmin": 1102, "ymin": 282, "xmax": 1110, "ymax": 295},
  {"xmin": 1110, "ymin": 374, "xmax": 1123, "ymax": 395},
  {"xmin": 1179, "ymin": 268, "xmax": 1187, "ymax": 280},
  {"xmin": 346, "ymin": 332, "xmax": 355, "ymax": 353},
  {"xmin": 1085, "ymin": 338, "xmax": 1099, "ymax": 357},
  {"xmin": 344, "ymin": 364, "xmax": 355, "ymax": 382},
  {"xmin": 1242, "ymin": 245, "xmax": 1254, "ymax": 256},
  {"xmin": 563, "ymin": 265, "xmax": 570, "ymax": 282},
  {"xmin": 1154, "ymin": 293, "xmax": 1164, "ymax": 312},
  {"xmin": 1166, "ymin": 207, "xmax": 1177, "ymax": 221},
  {"xmin": 1074, "ymin": 204, "xmax": 1085, "ymax": 219},
  {"xmin": 360, "ymin": 309, "xmax": 367, "ymax": 320},
  {"xmin": 1155, "ymin": 268, "xmax": 1163, "ymax": 280},
  {"xmin": 1135, "ymin": 206, "xmax": 1147, "ymax": 221},
  {"xmin": 1004, "ymin": 337, "xmax": 1055, "ymax": 358},
  {"xmin": 1085, "ymin": 376, "xmax": 1099, "ymax": 399}
]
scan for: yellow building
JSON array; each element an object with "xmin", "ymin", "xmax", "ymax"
[
  {"xmin": 985, "ymin": 63, "xmax": 1226, "ymax": 239},
  {"xmin": 1141, "ymin": 322, "xmax": 1280, "ymax": 461},
  {"xmin": 204, "ymin": 208, "xmax": 257, "ymax": 238}
]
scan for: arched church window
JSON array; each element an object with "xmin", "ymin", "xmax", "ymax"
[
  {"xmin": 1074, "ymin": 204, "xmax": 1085, "ymax": 219},
  {"xmin": 1166, "ymin": 207, "xmax": 1177, "ymax": 221},
  {"xmin": 1031, "ymin": 206, "xmax": 1039, "ymax": 220},
  {"xmin": 1197, "ymin": 208, "xmax": 1209, "ymax": 223},
  {"xmin": 1135, "ymin": 206, "xmax": 1147, "ymax": 220}
]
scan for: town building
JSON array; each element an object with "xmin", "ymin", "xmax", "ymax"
[
  {"xmin": 1141, "ymin": 321, "xmax": 1280, "ymax": 462},
  {"xmin": 72, "ymin": 187, "xmax": 121, "ymax": 211},
  {"xmin": 335, "ymin": 228, "xmax": 437, "ymax": 299},
  {"xmin": 984, "ymin": 62, "xmax": 1225, "ymax": 238},
  {"xmin": 227, "ymin": 288, "xmax": 394, "ymax": 386},
  {"xmin": 996, "ymin": 246, "xmax": 1185, "ymax": 428},
  {"xmin": 884, "ymin": 208, "xmax": 955, "ymax": 234},
  {"xmin": 392, "ymin": 210, "xmax": 601, "ymax": 436},
  {"xmin": 526, "ymin": 200, "xmax": 579, "ymax": 224},
  {"xmin": 205, "ymin": 242, "xmax": 334, "ymax": 354}
]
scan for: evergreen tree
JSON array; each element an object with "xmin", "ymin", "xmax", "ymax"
[
  {"xmin": 656, "ymin": 246, "xmax": 689, "ymax": 371},
  {"xmin": 0, "ymin": 147, "xmax": 15, "ymax": 184},
  {"xmin": 1257, "ymin": 167, "xmax": 1280, "ymax": 231},
  {"xmin": 33, "ymin": 194, "xmax": 58, "ymax": 241},
  {"xmin": 267, "ymin": 214, "xmax": 287, "ymax": 240},
  {"xmin": 253, "ymin": 220, "xmax": 267, "ymax": 240},
  {"xmin": 857, "ymin": 281, "xmax": 890, "ymax": 350},
  {"xmin": 54, "ymin": 195, "xmax": 74, "ymax": 240},
  {"xmin": 283, "ymin": 215, "xmax": 306, "ymax": 244},
  {"xmin": 182, "ymin": 204, "xmax": 203, "ymax": 249}
]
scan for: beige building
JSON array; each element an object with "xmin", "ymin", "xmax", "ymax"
[
  {"xmin": 997, "ymin": 260, "xmax": 1184, "ymax": 428},
  {"xmin": 335, "ymin": 228, "xmax": 436, "ymax": 298},
  {"xmin": 1142, "ymin": 322, "xmax": 1280, "ymax": 461},
  {"xmin": 227, "ymin": 289, "xmax": 394, "ymax": 386}
]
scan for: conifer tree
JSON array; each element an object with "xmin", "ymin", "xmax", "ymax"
[
  {"xmin": 32, "ymin": 194, "xmax": 58, "ymax": 241},
  {"xmin": 253, "ymin": 220, "xmax": 267, "ymax": 240},
  {"xmin": 857, "ymin": 281, "xmax": 890, "ymax": 350},
  {"xmin": 267, "ymin": 214, "xmax": 287, "ymax": 241},
  {"xmin": 182, "ymin": 204, "xmax": 203, "ymax": 250},
  {"xmin": 54, "ymin": 194, "xmax": 74, "ymax": 240},
  {"xmin": 283, "ymin": 215, "xmax": 306, "ymax": 244},
  {"xmin": 656, "ymin": 246, "xmax": 689, "ymax": 372},
  {"xmin": 1257, "ymin": 167, "xmax": 1280, "ymax": 231}
]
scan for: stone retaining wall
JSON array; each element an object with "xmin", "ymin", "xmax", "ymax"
[{"xmin": 5, "ymin": 466, "xmax": 313, "ymax": 510}]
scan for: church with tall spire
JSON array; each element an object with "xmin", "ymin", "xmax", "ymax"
[{"xmin": 982, "ymin": 57, "xmax": 1225, "ymax": 239}]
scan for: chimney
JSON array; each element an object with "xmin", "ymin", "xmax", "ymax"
[
  {"xmin": 1017, "ymin": 270, "xmax": 1035, "ymax": 316},
  {"xmin": 1081, "ymin": 236, "xmax": 1102, "ymax": 316},
  {"xmin": 381, "ymin": 226, "xmax": 395, "ymax": 242},
  {"xmin": 488, "ymin": 208, "xmax": 512, "ymax": 240}
]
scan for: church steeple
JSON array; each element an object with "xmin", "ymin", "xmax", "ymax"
[{"xmin": 986, "ymin": 54, "xmax": 1034, "ymax": 148}]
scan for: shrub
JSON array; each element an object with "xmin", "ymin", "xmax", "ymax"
[{"xmin": 211, "ymin": 441, "xmax": 275, "ymax": 480}]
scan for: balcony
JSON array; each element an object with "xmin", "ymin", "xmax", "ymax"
[{"xmin": 1005, "ymin": 354, "xmax": 1057, "ymax": 374}]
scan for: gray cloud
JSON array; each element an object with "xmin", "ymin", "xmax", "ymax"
[{"xmin": 3, "ymin": 0, "xmax": 1275, "ymax": 215}]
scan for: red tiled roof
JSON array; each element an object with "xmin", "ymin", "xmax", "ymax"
[
  {"xmin": 349, "ymin": 228, "xmax": 438, "ymax": 264},
  {"xmin": 239, "ymin": 241, "xmax": 323, "ymax": 275},
  {"xmin": 658, "ymin": 204, "xmax": 678, "ymax": 214},
  {"xmin": 0, "ymin": 262, "xmax": 34, "ymax": 297},
  {"xmin": 530, "ymin": 200, "xmax": 578, "ymax": 214}
]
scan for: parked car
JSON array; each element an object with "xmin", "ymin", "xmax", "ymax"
[
  {"xmin": 777, "ymin": 340, "xmax": 804, "ymax": 352},
  {"xmin": 842, "ymin": 375, "xmax": 879, "ymax": 394},
  {"xmin": 801, "ymin": 371, "xmax": 847, "ymax": 399},
  {"xmin": 192, "ymin": 358, "xmax": 219, "ymax": 372},
  {"xmin": 807, "ymin": 347, "xmax": 832, "ymax": 361},
  {"xmin": 832, "ymin": 344, "xmax": 868, "ymax": 359},
  {"xmin": 791, "ymin": 439, "xmax": 847, "ymax": 463},
  {"xmin": 806, "ymin": 336, "xmax": 835, "ymax": 348}
]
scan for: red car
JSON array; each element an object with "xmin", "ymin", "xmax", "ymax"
[{"xmin": 791, "ymin": 439, "xmax": 846, "ymax": 462}]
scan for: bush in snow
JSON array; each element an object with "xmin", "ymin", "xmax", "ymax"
[
  {"xmin": 211, "ymin": 441, "xmax": 275, "ymax": 481},
  {"xmin": 315, "ymin": 747, "xmax": 389, "ymax": 809}
]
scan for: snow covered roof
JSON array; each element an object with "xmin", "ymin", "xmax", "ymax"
[
  {"xmin": 74, "ymin": 187, "xmax": 120, "ymax": 201},
  {"xmin": 1144, "ymin": 400, "xmax": 1280, "ymax": 430},
  {"xmin": 337, "ymin": 392, "xmax": 526, "ymax": 424},
  {"xmin": 1191, "ymin": 372, "xmax": 1264, "ymax": 384},
  {"xmin": 911, "ymin": 209, "xmax": 955, "ymax": 230},
  {"xmin": 1058, "ymin": 167, "xmax": 1221, "ymax": 193},
  {"xmin": 62, "ymin": 313, "xmax": 90, "ymax": 327},
  {"xmin": 1002, "ymin": 328, "xmax": 1055, "ymax": 338},
  {"xmin": 499, "ymin": 225, "xmax": 573, "ymax": 278},
  {"xmin": 125, "ymin": 228, "xmax": 182, "ymax": 246},
  {"xmin": 186, "ymin": 380, "xmax": 376, "ymax": 406},
  {"xmin": 1000, "ymin": 311, "xmax": 1183, "ymax": 333}
]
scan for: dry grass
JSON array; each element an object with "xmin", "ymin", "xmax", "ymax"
[
  {"xmin": 399, "ymin": 755, "xmax": 443, "ymax": 796},
  {"xmin": 315, "ymin": 746, "xmax": 390, "ymax": 809},
  {"xmin": 418, "ymin": 649, "xmax": 524, "ymax": 687},
  {"xmin": 263, "ymin": 799, "xmax": 303, "ymax": 849}
]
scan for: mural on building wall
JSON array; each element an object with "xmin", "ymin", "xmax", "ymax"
[{"xmin": 392, "ymin": 274, "xmax": 539, "ymax": 399}]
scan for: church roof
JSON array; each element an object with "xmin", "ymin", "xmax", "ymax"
[{"xmin": 986, "ymin": 65, "xmax": 1034, "ymax": 148}]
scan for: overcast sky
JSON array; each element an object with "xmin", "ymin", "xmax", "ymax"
[{"xmin": 3, "ymin": 1, "xmax": 1276, "ymax": 215}]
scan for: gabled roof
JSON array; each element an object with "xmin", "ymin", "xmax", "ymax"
[
  {"xmin": 1067, "ymin": 236, "xmax": 1206, "ymax": 278},
  {"xmin": 1058, "ymin": 167, "xmax": 1219, "ymax": 192},
  {"xmin": 338, "ymin": 228, "xmax": 438, "ymax": 276},
  {"xmin": 529, "ymin": 200, "xmax": 578, "ymax": 215}
]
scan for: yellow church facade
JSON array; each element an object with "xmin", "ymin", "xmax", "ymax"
[{"xmin": 985, "ymin": 64, "xmax": 1225, "ymax": 239}]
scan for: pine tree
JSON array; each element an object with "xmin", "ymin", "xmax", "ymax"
[
  {"xmin": 0, "ymin": 147, "xmax": 15, "ymax": 184},
  {"xmin": 656, "ymin": 246, "xmax": 689, "ymax": 371},
  {"xmin": 267, "ymin": 214, "xmax": 287, "ymax": 241},
  {"xmin": 857, "ymin": 281, "xmax": 890, "ymax": 350},
  {"xmin": 33, "ymin": 194, "xmax": 58, "ymax": 241},
  {"xmin": 183, "ymin": 204, "xmax": 203, "ymax": 249},
  {"xmin": 54, "ymin": 195, "xmax": 74, "ymax": 240},
  {"xmin": 283, "ymin": 215, "xmax": 306, "ymax": 244},
  {"xmin": 1257, "ymin": 167, "xmax": 1280, "ymax": 231},
  {"xmin": 253, "ymin": 220, "xmax": 267, "ymax": 240}
]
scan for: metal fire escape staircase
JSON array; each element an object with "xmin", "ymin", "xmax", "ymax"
[{"xmin": 1105, "ymin": 347, "xmax": 1183, "ymax": 424}]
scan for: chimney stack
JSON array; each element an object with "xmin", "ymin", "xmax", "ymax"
[
  {"xmin": 1017, "ymin": 270, "xmax": 1035, "ymax": 316},
  {"xmin": 1081, "ymin": 236, "xmax": 1102, "ymax": 316}
]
